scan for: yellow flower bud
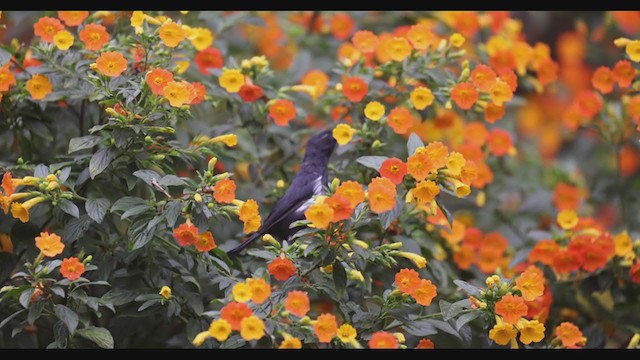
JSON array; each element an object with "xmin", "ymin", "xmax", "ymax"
[
  {"xmin": 159, "ymin": 286, "xmax": 172, "ymax": 299},
  {"xmin": 194, "ymin": 194, "xmax": 203, "ymax": 203},
  {"xmin": 276, "ymin": 179, "xmax": 285, "ymax": 189}
]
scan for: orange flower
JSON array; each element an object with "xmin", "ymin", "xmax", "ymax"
[
  {"xmin": 412, "ymin": 279, "xmax": 437, "ymax": 306},
  {"xmin": 195, "ymin": 231, "xmax": 216, "ymax": 252},
  {"xmin": 551, "ymin": 248, "xmax": 581, "ymax": 274},
  {"xmin": 0, "ymin": 64, "xmax": 16, "ymax": 92},
  {"xmin": 162, "ymin": 80, "xmax": 196, "ymax": 107},
  {"xmin": 35, "ymin": 231, "xmax": 64, "ymax": 257},
  {"xmin": 395, "ymin": 268, "xmax": 421, "ymax": 294},
  {"xmin": 536, "ymin": 59, "xmax": 559, "ymax": 86},
  {"xmin": 173, "ymin": 220, "xmax": 199, "ymax": 247},
  {"xmin": 490, "ymin": 80, "xmax": 513, "ymax": 106},
  {"xmin": 575, "ymin": 90, "xmax": 602, "ymax": 119},
  {"xmin": 95, "ymin": 51, "xmax": 127, "ymax": 77},
  {"xmin": 194, "ymin": 48, "xmax": 224, "ymax": 75},
  {"xmin": 269, "ymin": 99, "xmax": 296, "ymax": 126},
  {"xmin": 406, "ymin": 24, "xmax": 437, "ymax": 51},
  {"xmin": 246, "ymin": 278, "xmax": 271, "ymax": 304},
  {"xmin": 387, "ymin": 107, "xmax": 416, "ymax": 134},
  {"xmin": 189, "ymin": 82, "xmax": 206, "ymax": 105},
  {"xmin": 453, "ymin": 244, "xmax": 475, "ymax": 270},
  {"xmin": 495, "ymin": 293, "xmax": 528, "ymax": 324},
  {"xmin": 284, "ymin": 290, "xmax": 310, "ymax": 317},
  {"xmin": 60, "ymin": 257, "xmax": 85, "ymax": 281},
  {"xmin": 26, "ymin": 74, "xmax": 52, "ymax": 100},
  {"xmin": 368, "ymin": 177, "xmax": 397, "ymax": 214},
  {"xmin": 342, "ymin": 76, "xmax": 368, "ymax": 103},
  {"xmin": 369, "ymin": 331, "xmax": 398, "ymax": 349},
  {"xmin": 497, "ymin": 68, "xmax": 518, "ymax": 92},
  {"xmin": 304, "ymin": 202, "xmax": 334, "ymax": 229},
  {"xmin": 220, "ymin": 301, "xmax": 253, "ymax": 331},
  {"xmin": 515, "ymin": 266, "xmax": 545, "ymax": 301},
  {"xmin": 159, "ymin": 22, "xmax": 187, "ymax": 48},
  {"xmin": 591, "ymin": 66, "xmax": 614, "ymax": 94},
  {"xmin": 412, "ymin": 180, "xmax": 440, "ymax": 205},
  {"xmin": 2, "ymin": 172, "xmax": 15, "ymax": 196},
  {"xmin": 79, "ymin": 23, "xmax": 109, "ymax": 51},
  {"xmin": 325, "ymin": 194, "xmax": 353, "ymax": 222},
  {"xmin": 352, "ymin": 30, "xmax": 379, "ymax": 53},
  {"xmin": 301, "ymin": 70, "xmax": 329, "ymax": 99},
  {"xmin": 329, "ymin": 13, "xmax": 355, "ymax": 41},
  {"xmin": 553, "ymin": 183, "xmax": 581, "ymax": 211},
  {"xmin": 488, "ymin": 128, "xmax": 513, "ymax": 157},
  {"xmin": 529, "ymin": 240, "xmax": 561, "ymax": 265},
  {"xmin": 484, "ymin": 102, "xmax": 505, "ymax": 123},
  {"xmin": 379, "ymin": 157, "xmax": 407, "ymax": 185},
  {"xmin": 612, "ymin": 60, "xmax": 635, "ymax": 88},
  {"xmin": 239, "ymin": 199, "xmax": 260, "ymax": 222},
  {"xmin": 238, "ymin": 83, "xmax": 263, "ymax": 103},
  {"xmin": 386, "ymin": 37, "xmax": 412, "ymax": 62},
  {"xmin": 424, "ymin": 141, "xmax": 449, "ymax": 169},
  {"xmin": 213, "ymin": 178, "xmax": 236, "ymax": 204},
  {"xmin": 314, "ymin": 313, "xmax": 338, "ymax": 343},
  {"xmin": 416, "ymin": 338, "xmax": 435, "ymax": 349},
  {"xmin": 451, "ymin": 82, "xmax": 478, "ymax": 110},
  {"xmin": 268, "ymin": 255, "xmax": 297, "ymax": 281},
  {"xmin": 555, "ymin": 322, "xmax": 586, "ymax": 348},
  {"xmin": 406, "ymin": 152, "xmax": 435, "ymax": 181},
  {"xmin": 57, "ymin": 11, "xmax": 88, "ymax": 27},
  {"xmin": 33, "ymin": 16, "xmax": 64, "ymax": 43},
  {"xmin": 145, "ymin": 68, "xmax": 174, "ymax": 96},
  {"xmin": 471, "ymin": 64, "xmax": 497, "ymax": 92},
  {"xmin": 335, "ymin": 181, "xmax": 365, "ymax": 208}
]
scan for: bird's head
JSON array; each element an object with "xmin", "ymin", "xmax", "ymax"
[{"xmin": 302, "ymin": 129, "xmax": 337, "ymax": 166}]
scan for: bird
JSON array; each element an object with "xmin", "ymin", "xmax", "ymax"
[{"xmin": 227, "ymin": 129, "xmax": 337, "ymax": 256}]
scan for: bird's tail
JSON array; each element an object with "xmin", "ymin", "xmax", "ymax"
[{"xmin": 226, "ymin": 231, "xmax": 263, "ymax": 256}]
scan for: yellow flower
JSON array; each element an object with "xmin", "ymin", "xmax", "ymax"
[
  {"xmin": 388, "ymin": 37, "xmax": 412, "ymax": 62},
  {"xmin": 53, "ymin": 30, "xmax": 74, "ymax": 50},
  {"xmin": 489, "ymin": 323, "xmax": 517, "ymax": 346},
  {"xmin": 26, "ymin": 74, "xmax": 53, "ymax": 100},
  {"xmin": 626, "ymin": 40, "xmax": 640, "ymax": 62},
  {"xmin": 394, "ymin": 251, "xmax": 427, "ymax": 269},
  {"xmin": 348, "ymin": 269, "xmax": 365, "ymax": 282},
  {"xmin": 445, "ymin": 152, "xmax": 466, "ymax": 177},
  {"xmin": 232, "ymin": 282, "xmax": 253, "ymax": 303},
  {"xmin": 192, "ymin": 331, "xmax": 211, "ymax": 346},
  {"xmin": 449, "ymin": 33, "xmax": 465, "ymax": 47},
  {"xmin": 174, "ymin": 60, "xmax": 190, "ymax": 75},
  {"xmin": 337, "ymin": 324, "xmax": 357, "ymax": 343},
  {"xmin": 246, "ymin": 278, "xmax": 271, "ymax": 304},
  {"xmin": 557, "ymin": 209, "xmax": 578, "ymax": 230},
  {"xmin": 615, "ymin": 231, "xmax": 634, "ymax": 257},
  {"xmin": 517, "ymin": 319, "xmax": 545, "ymax": 345},
  {"xmin": 209, "ymin": 319, "xmax": 232, "ymax": 342},
  {"xmin": 11, "ymin": 196, "xmax": 46, "ymax": 223},
  {"xmin": 188, "ymin": 27, "xmax": 214, "ymax": 51},
  {"xmin": 159, "ymin": 286, "xmax": 172, "ymax": 299},
  {"xmin": 162, "ymin": 81, "xmax": 194, "ymax": 107},
  {"xmin": 304, "ymin": 202, "xmax": 334, "ymax": 229},
  {"xmin": 364, "ymin": 101, "xmax": 385, "ymax": 121},
  {"xmin": 207, "ymin": 134, "xmax": 238, "ymax": 147},
  {"xmin": 159, "ymin": 22, "xmax": 187, "ymax": 48},
  {"xmin": 219, "ymin": 69, "xmax": 245, "ymax": 93},
  {"xmin": 279, "ymin": 333, "xmax": 302, "ymax": 349},
  {"xmin": 332, "ymin": 124, "xmax": 355, "ymax": 146},
  {"xmin": 131, "ymin": 11, "xmax": 145, "ymax": 34},
  {"xmin": 410, "ymin": 87, "xmax": 434, "ymax": 110},
  {"xmin": 240, "ymin": 315, "xmax": 265, "ymax": 341}
]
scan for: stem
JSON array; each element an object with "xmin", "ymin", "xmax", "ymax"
[{"xmin": 382, "ymin": 309, "xmax": 477, "ymax": 331}]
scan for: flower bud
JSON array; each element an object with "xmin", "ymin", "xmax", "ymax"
[
  {"xmin": 194, "ymin": 194, "xmax": 203, "ymax": 203},
  {"xmin": 207, "ymin": 157, "xmax": 218, "ymax": 172}
]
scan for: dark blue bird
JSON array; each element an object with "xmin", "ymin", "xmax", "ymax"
[{"xmin": 227, "ymin": 129, "xmax": 337, "ymax": 256}]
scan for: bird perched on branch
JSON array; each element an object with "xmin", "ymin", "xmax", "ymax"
[{"xmin": 227, "ymin": 129, "xmax": 337, "ymax": 256}]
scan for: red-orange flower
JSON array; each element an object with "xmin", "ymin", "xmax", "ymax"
[
  {"xmin": 0, "ymin": 64, "xmax": 16, "ymax": 92},
  {"xmin": 553, "ymin": 182, "xmax": 582, "ymax": 211},
  {"xmin": 238, "ymin": 83, "xmax": 263, "ymax": 102},
  {"xmin": 173, "ymin": 220, "xmax": 199, "ymax": 247},
  {"xmin": 189, "ymin": 82, "xmax": 206, "ymax": 105},
  {"xmin": 269, "ymin": 99, "xmax": 297, "ymax": 126},
  {"xmin": 58, "ymin": 11, "xmax": 89, "ymax": 27},
  {"xmin": 406, "ymin": 152, "xmax": 435, "ymax": 181},
  {"xmin": 79, "ymin": 23, "xmax": 110, "ymax": 51},
  {"xmin": 551, "ymin": 248, "xmax": 581, "ymax": 274},
  {"xmin": 484, "ymin": 102, "xmax": 505, "ymax": 123},
  {"xmin": 575, "ymin": 90, "xmax": 603, "ymax": 119},
  {"xmin": 471, "ymin": 64, "xmax": 497, "ymax": 92},
  {"xmin": 194, "ymin": 231, "xmax": 216, "ymax": 252},
  {"xmin": 555, "ymin": 322, "xmax": 586, "ymax": 348},
  {"xmin": 529, "ymin": 240, "xmax": 561, "ymax": 265},
  {"xmin": 325, "ymin": 194, "xmax": 353, "ymax": 222},
  {"xmin": 145, "ymin": 68, "xmax": 174, "ymax": 96},
  {"xmin": 342, "ymin": 76, "xmax": 368, "ymax": 103},
  {"xmin": 60, "ymin": 257, "xmax": 85, "ymax": 281},
  {"xmin": 451, "ymin": 82, "xmax": 479, "ymax": 110},
  {"xmin": 284, "ymin": 290, "xmax": 310, "ymax": 317},
  {"xmin": 591, "ymin": 66, "xmax": 614, "ymax": 94},
  {"xmin": 395, "ymin": 268, "xmax": 421, "ymax": 294},
  {"xmin": 95, "ymin": 51, "xmax": 127, "ymax": 77},
  {"xmin": 612, "ymin": 60, "xmax": 635, "ymax": 88},
  {"xmin": 453, "ymin": 244, "xmax": 475, "ymax": 270},
  {"xmin": 369, "ymin": 331, "xmax": 398, "ymax": 349},
  {"xmin": 629, "ymin": 262, "xmax": 640, "ymax": 284},
  {"xmin": 488, "ymin": 128, "xmax": 513, "ymax": 157},
  {"xmin": 368, "ymin": 177, "xmax": 397, "ymax": 214},
  {"xmin": 268, "ymin": 255, "xmax": 297, "ymax": 281},
  {"xmin": 220, "ymin": 301, "xmax": 253, "ymax": 331},
  {"xmin": 194, "ymin": 48, "xmax": 224, "ymax": 75},
  {"xmin": 379, "ymin": 157, "xmax": 407, "ymax": 185},
  {"xmin": 314, "ymin": 313, "xmax": 338, "ymax": 343},
  {"xmin": 495, "ymin": 293, "xmax": 528, "ymax": 324},
  {"xmin": 536, "ymin": 59, "xmax": 559, "ymax": 86},
  {"xmin": 497, "ymin": 68, "xmax": 518, "ymax": 92},
  {"xmin": 213, "ymin": 178, "xmax": 236, "ymax": 204},
  {"xmin": 33, "ymin": 17, "xmax": 64, "ymax": 43},
  {"xmin": 416, "ymin": 338, "xmax": 435, "ymax": 349},
  {"xmin": 329, "ymin": 13, "xmax": 355, "ymax": 41},
  {"xmin": 412, "ymin": 279, "xmax": 437, "ymax": 306},
  {"xmin": 387, "ymin": 107, "xmax": 416, "ymax": 134}
]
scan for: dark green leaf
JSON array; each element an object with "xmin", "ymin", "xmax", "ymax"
[
  {"xmin": 34, "ymin": 164, "xmax": 49, "ymax": 178},
  {"xmin": 138, "ymin": 299, "xmax": 158, "ymax": 312},
  {"xmin": 453, "ymin": 280, "xmax": 481, "ymax": 296},
  {"xmin": 404, "ymin": 319, "xmax": 438, "ymax": 337},
  {"xmin": 27, "ymin": 300, "xmax": 44, "ymax": 325},
  {"xmin": 456, "ymin": 311, "xmax": 480, "ymax": 331},
  {"xmin": 89, "ymin": 147, "xmax": 115, "ymax": 179},
  {"xmin": 159, "ymin": 175, "xmax": 186, "ymax": 186},
  {"xmin": 440, "ymin": 299, "xmax": 470, "ymax": 321},
  {"xmin": 19, "ymin": 288, "xmax": 35, "ymax": 308},
  {"xmin": 62, "ymin": 215, "xmax": 93, "ymax": 243},
  {"xmin": 332, "ymin": 261, "xmax": 347, "ymax": 296},
  {"xmin": 76, "ymin": 327, "xmax": 114, "ymax": 349},
  {"xmin": 120, "ymin": 204, "xmax": 151, "ymax": 220},
  {"xmin": 165, "ymin": 201, "xmax": 182, "ymax": 228},
  {"xmin": 356, "ymin": 156, "xmax": 389, "ymax": 171},
  {"xmin": 54, "ymin": 304, "xmax": 79, "ymax": 334},
  {"xmin": 68, "ymin": 135, "xmax": 102, "ymax": 153},
  {"xmin": 133, "ymin": 169, "xmax": 162, "ymax": 186},
  {"xmin": 0, "ymin": 47, "xmax": 11, "ymax": 67},
  {"xmin": 427, "ymin": 319, "xmax": 462, "ymax": 341},
  {"xmin": 407, "ymin": 132, "xmax": 424, "ymax": 155},
  {"xmin": 100, "ymin": 289, "xmax": 138, "ymax": 307},
  {"xmin": 0, "ymin": 309, "xmax": 25, "ymax": 330},
  {"xmin": 379, "ymin": 197, "xmax": 403, "ymax": 230},
  {"xmin": 86, "ymin": 197, "xmax": 110, "ymax": 223},
  {"xmin": 57, "ymin": 199, "xmax": 80, "ymax": 218},
  {"xmin": 435, "ymin": 199, "xmax": 453, "ymax": 229},
  {"xmin": 111, "ymin": 197, "xmax": 147, "ymax": 212}
]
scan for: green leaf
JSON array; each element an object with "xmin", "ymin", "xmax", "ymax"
[
  {"xmin": 356, "ymin": 156, "xmax": 389, "ymax": 171},
  {"xmin": 435, "ymin": 198, "xmax": 453, "ymax": 229},
  {"xmin": 407, "ymin": 132, "xmax": 425, "ymax": 155},
  {"xmin": 100, "ymin": 289, "xmax": 138, "ymax": 307},
  {"xmin": 453, "ymin": 280, "xmax": 481, "ymax": 296},
  {"xmin": 76, "ymin": 327, "xmax": 114, "ymax": 349},
  {"xmin": 89, "ymin": 147, "xmax": 115, "ymax": 179},
  {"xmin": 138, "ymin": 299, "xmax": 158, "ymax": 312},
  {"xmin": 62, "ymin": 215, "xmax": 93, "ymax": 243},
  {"xmin": 86, "ymin": 197, "xmax": 110, "ymax": 223},
  {"xmin": 111, "ymin": 197, "xmax": 147, "ymax": 212},
  {"xmin": 68, "ymin": 135, "xmax": 103, "ymax": 153},
  {"xmin": 133, "ymin": 169, "xmax": 162, "ymax": 187},
  {"xmin": 54, "ymin": 304, "xmax": 79, "ymax": 334},
  {"xmin": 440, "ymin": 299, "xmax": 470, "ymax": 321},
  {"xmin": 164, "ymin": 201, "xmax": 182, "ymax": 228},
  {"xmin": 404, "ymin": 319, "xmax": 438, "ymax": 337},
  {"xmin": 159, "ymin": 175, "xmax": 186, "ymax": 186},
  {"xmin": 0, "ymin": 309, "xmax": 25, "ymax": 330},
  {"xmin": 0, "ymin": 47, "xmax": 11, "ymax": 67},
  {"xmin": 456, "ymin": 311, "xmax": 480, "ymax": 331},
  {"xmin": 379, "ymin": 196, "xmax": 403, "ymax": 230},
  {"xmin": 57, "ymin": 199, "xmax": 80, "ymax": 218},
  {"xmin": 27, "ymin": 300, "xmax": 44, "ymax": 325},
  {"xmin": 19, "ymin": 288, "xmax": 35, "ymax": 308},
  {"xmin": 120, "ymin": 204, "xmax": 151, "ymax": 220},
  {"xmin": 332, "ymin": 261, "xmax": 347, "ymax": 297}
]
